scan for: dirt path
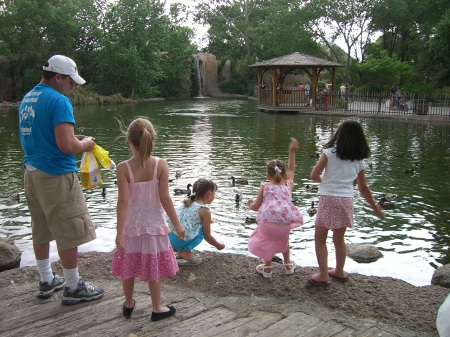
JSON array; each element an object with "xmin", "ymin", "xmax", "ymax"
[{"xmin": 0, "ymin": 251, "xmax": 448, "ymax": 336}]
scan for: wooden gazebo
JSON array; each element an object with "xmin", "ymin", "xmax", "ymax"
[{"xmin": 249, "ymin": 52, "xmax": 344, "ymax": 112}]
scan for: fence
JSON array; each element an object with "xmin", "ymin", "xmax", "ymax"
[
  {"xmin": 258, "ymin": 89, "xmax": 450, "ymax": 117},
  {"xmin": 315, "ymin": 92, "xmax": 449, "ymax": 117}
]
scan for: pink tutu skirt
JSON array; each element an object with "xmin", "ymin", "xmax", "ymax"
[
  {"xmin": 315, "ymin": 195, "xmax": 354, "ymax": 229},
  {"xmin": 112, "ymin": 233, "xmax": 178, "ymax": 281},
  {"xmin": 248, "ymin": 222, "xmax": 291, "ymax": 261}
]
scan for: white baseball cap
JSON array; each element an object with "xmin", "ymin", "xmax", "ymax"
[{"xmin": 43, "ymin": 55, "xmax": 86, "ymax": 85}]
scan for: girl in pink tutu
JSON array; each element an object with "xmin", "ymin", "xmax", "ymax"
[
  {"xmin": 309, "ymin": 120, "xmax": 384, "ymax": 286},
  {"xmin": 112, "ymin": 117, "xmax": 185, "ymax": 320},
  {"xmin": 247, "ymin": 138, "xmax": 303, "ymax": 278}
]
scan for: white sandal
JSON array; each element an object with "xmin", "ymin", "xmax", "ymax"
[
  {"xmin": 256, "ymin": 264, "xmax": 273, "ymax": 278},
  {"xmin": 284, "ymin": 261, "xmax": 296, "ymax": 275}
]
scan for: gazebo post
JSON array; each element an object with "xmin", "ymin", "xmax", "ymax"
[
  {"xmin": 257, "ymin": 69, "xmax": 262, "ymax": 105},
  {"xmin": 271, "ymin": 68, "xmax": 277, "ymax": 107},
  {"xmin": 311, "ymin": 67, "xmax": 318, "ymax": 109},
  {"xmin": 331, "ymin": 67, "xmax": 336, "ymax": 106}
]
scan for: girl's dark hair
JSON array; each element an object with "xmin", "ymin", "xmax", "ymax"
[
  {"xmin": 183, "ymin": 178, "xmax": 217, "ymax": 207},
  {"xmin": 266, "ymin": 159, "xmax": 286, "ymax": 183},
  {"xmin": 323, "ymin": 120, "xmax": 371, "ymax": 160}
]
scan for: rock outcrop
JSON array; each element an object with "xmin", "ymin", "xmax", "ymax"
[
  {"xmin": 0, "ymin": 237, "xmax": 22, "ymax": 272},
  {"xmin": 346, "ymin": 244, "xmax": 383, "ymax": 263},
  {"xmin": 431, "ymin": 264, "xmax": 450, "ymax": 288}
]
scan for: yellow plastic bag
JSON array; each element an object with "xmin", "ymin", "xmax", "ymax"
[
  {"xmin": 92, "ymin": 144, "xmax": 115, "ymax": 170},
  {"xmin": 80, "ymin": 151, "xmax": 102, "ymax": 189}
]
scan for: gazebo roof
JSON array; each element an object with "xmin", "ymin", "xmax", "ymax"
[{"xmin": 249, "ymin": 52, "xmax": 343, "ymax": 68}]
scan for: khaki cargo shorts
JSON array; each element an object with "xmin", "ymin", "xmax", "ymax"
[{"xmin": 24, "ymin": 169, "xmax": 96, "ymax": 251}]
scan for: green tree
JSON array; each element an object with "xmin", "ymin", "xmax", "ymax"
[
  {"xmin": 0, "ymin": 0, "xmax": 102, "ymax": 100},
  {"xmin": 193, "ymin": 0, "xmax": 265, "ymax": 60},
  {"xmin": 424, "ymin": 9, "xmax": 450, "ymax": 87},
  {"xmin": 95, "ymin": 0, "xmax": 196, "ymax": 98},
  {"xmin": 300, "ymin": 0, "xmax": 379, "ymax": 82},
  {"xmin": 357, "ymin": 49, "xmax": 412, "ymax": 91}
]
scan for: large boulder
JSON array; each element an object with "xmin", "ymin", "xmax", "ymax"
[
  {"xmin": 346, "ymin": 244, "xmax": 383, "ymax": 263},
  {"xmin": 0, "ymin": 237, "xmax": 22, "ymax": 272},
  {"xmin": 431, "ymin": 264, "xmax": 450, "ymax": 288}
]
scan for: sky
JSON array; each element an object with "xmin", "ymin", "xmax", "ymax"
[{"xmin": 165, "ymin": 0, "xmax": 209, "ymax": 49}]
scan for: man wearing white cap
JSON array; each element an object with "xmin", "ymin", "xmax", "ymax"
[{"xmin": 18, "ymin": 55, "xmax": 104, "ymax": 305}]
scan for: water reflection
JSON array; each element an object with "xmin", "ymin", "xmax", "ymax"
[{"xmin": 0, "ymin": 99, "xmax": 449, "ymax": 286}]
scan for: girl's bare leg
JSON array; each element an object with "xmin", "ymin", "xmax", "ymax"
[
  {"xmin": 332, "ymin": 227, "xmax": 347, "ymax": 277},
  {"xmin": 177, "ymin": 249, "xmax": 194, "ymax": 261},
  {"xmin": 282, "ymin": 242, "xmax": 293, "ymax": 271},
  {"xmin": 312, "ymin": 226, "xmax": 329, "ymax": 282},
  {"xmin": 123, "ymin": 278, "xmax": 135, "ymax": 308},
  {"xmin": 149, "ymin": 279, "xmax": 170, "ymax": 313}
]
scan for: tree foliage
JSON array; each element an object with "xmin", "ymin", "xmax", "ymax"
[
  {"xmin": 0, "ymin": 0, "xmax": 196, "ymax": 101},
  {"xmin": 0, "ymin": 0, "xmax": 448, "ymax": 101},
  {"xmin": 357, "ymin": 49, "xmax": 413, "ymax": 91}
]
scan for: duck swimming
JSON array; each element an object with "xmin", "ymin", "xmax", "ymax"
[
  {"xmin": 173, "ymin": 183, "xmax": 192, "ymax": 196},
  {"xmin": 230, "ymin": 176, "xmax": 248, "ymax": 185},
  {"xmin": 307, "ymin": 201, "xmax": 317, "ymax": 216},
  {"xmin": 381, "ymin": 193, "xmax": 398, "ymax": 202},
  {"xmin": 305, "ymin": 184, "xmax": 318, "ymax": 193},
  {"xmin": 378, "ymin": 200, "xmax": 395, "ymax": 209},
  {"xmin": 244, "ymin": 215, "xmax": 257, "ymax": 223},
  {"xmin": 235, "ymin": 193, "xmax": 243, "ymax": 202},
  {"xmin": 9, "ymin": 192, "xmax": 23, "ymax": 202}
]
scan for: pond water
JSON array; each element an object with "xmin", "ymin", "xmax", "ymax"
[{"xmin": 1, "ymin": 98, "xmax": 449, "ymax": 286}]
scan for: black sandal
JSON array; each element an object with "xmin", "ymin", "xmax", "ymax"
[
  {"xmin": 122, "ymin": 299, "xmax": 135, "ymax": 318},
  {"xmin": 151, "ymin": 306, "xmax": 176, "ymax": 321}
]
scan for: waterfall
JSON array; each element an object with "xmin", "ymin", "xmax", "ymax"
[{"xmin": 193, "ymin": 56, "xmax": 204, "ymax": 98}]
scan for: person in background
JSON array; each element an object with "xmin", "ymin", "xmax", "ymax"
[
  {"xmin": 167, "ymin": 178, "xmax": 225, "ymax": 266},
  {"xmin": 339, "ymin": 83, "xmax": 346, "ymax": 100},
  {"xmin": 389, "ymin": 83, "xmax": 398, "ymax": 109},
  {"xmin": 18, "ymin": 55, "xmax": 104, "ymax": 304},
  {"xmin": 309, "ymin": 121, "xmax": 384, "ymax": 286},
  {"xmin": 305, "ymin": 82, "xmax": 311, "ymax": 105},
  {"xmin": 247, "ymin": 138, "xmax": 303, "ymax": 278},
  {"xmin": 348, "ymin": 83, "xmax": 355, "ymax": 102},
  {"xmin": 112, "ymin": 117, "xmax": 185, "ymax": 321}
]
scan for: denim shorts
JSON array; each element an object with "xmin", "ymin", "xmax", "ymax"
[{"xmin": 24, "ymin": 169, "xmax": 96, "ymax": 250}]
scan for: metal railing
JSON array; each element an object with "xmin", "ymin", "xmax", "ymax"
[
  {"xmin": 316, "ymin": 92, "xmax": 449, "ymax": 117},
  {"xmin": 258, "ymin": 89, "xmax": 449, "ymax": 117}
]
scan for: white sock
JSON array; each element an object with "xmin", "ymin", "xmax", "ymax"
[
  {"xmin": 63, "ymin": 267, "xmax": 80, "ymax": 290},
  {"xmin": 36, "ymin": 258, "xmax": 54, "ymax": 284}
]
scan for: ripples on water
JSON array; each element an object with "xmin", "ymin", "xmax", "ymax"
[{"xmin": 1, "ymin": 99, "xmax": 449, "ymax": 286}]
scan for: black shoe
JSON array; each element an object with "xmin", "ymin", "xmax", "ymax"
[
  {"xmin": 123, "ymin": 299, "xmax": 135, "ymax": 318},
  {"xmin": 151, "ymin": 306, "xmax": 176, "ymax": 321}
]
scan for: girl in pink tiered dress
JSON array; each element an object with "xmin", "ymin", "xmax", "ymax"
[
  {"xmin": 112, "ymin": 117, "xmax": 185, "ymax": 321},
  {"xmin": 247, "ymin": 138, "xmax": 303, "ymax": 278}
]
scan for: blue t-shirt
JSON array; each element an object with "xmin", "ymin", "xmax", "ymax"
[{"xmin": 19, "ymin": 83, "xmax": 77, "ymax": 175}]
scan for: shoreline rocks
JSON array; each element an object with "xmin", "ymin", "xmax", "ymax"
[{"xmin": 0, "ymin": 238, "xmax": 22, "ymax": 272}]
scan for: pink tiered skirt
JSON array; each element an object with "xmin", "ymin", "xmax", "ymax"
[{"xmin": 112, "ymin": 233, "xmax": 178, "ymax": 281}]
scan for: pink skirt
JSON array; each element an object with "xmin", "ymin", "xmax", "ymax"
[
  {"xmin": 315, "ymin": 195, "xmax": 354, "ymax": 229},
  {"xmin": 111, "ymin": 233, "xmax": 178, "ymax": 281},
  {"xmin": 248, "ymin": 222, "xmax": 291, "ymax": 261}
]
